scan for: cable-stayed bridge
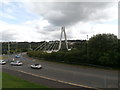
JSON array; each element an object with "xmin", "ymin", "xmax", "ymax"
[{"xmin": 33, "ymin": 27, "xmax": 71, "ymax": 53}]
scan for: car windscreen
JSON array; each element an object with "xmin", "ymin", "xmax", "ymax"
[{"xmin": 35, "ymin": 64, "xmax": 39, "ymax": 66}]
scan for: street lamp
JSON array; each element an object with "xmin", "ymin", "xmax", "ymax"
[
  {"xmin": 7, "ymin": 42, "xmax": 10, "ymax": 54},
  {"xmin": 86, "ymin": 35, "xmax": 88, "ymax": 59},
  {"xmin": 87, "ymin": 35, "xmax": 88, "ymax": 40}
]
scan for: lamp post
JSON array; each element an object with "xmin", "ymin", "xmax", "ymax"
[
  {"xmin": 7, "ymin": 42, "xmax": 10, "ymax": 54},
  {"xmin": 86, "ymin": 35, "xmax": 88, "ymax": 58},
  {"xmin": 87, "ymin": 35, "xmax": 88, "ymax": 40}
]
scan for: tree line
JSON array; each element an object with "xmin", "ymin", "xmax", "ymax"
[{"xmin": 27, "ymin": 34, "xmax": 119, "ymax": 68}]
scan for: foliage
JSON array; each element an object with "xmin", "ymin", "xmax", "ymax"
[
  {"xmin": 2, "ymin": 33, "xmax": 119, "ymax": 68},
  {"xmin": 88, "ymin": 34, "xmax": 118, "ymax": 66},
  {"xmin": 27, "ymin": 34, "xmax": 119, "ymax": 68}
]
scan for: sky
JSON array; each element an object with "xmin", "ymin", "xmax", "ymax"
[{"xmin": 0, "ymin": 0, "xmax": 118, "ymax": 42}]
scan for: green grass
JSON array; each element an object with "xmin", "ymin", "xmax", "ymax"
[
  {"xmin": 0, "ymin": 72, "xmax": 2, "ymax": 89},
  {"xmin": 0, "ymin": 56, "xmax": 7, "ymax": 59},
  {"xmin": 0, "ymin": 57, "xmax": 2, "ymax": 59},
  {"xmin": 2, "ymin": 72, "xmax": 48, "ymax": 88}
]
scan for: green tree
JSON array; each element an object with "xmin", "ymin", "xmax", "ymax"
[{"xmin": 88, "ymin": 34, "xmax": 118, "ymax": 66}]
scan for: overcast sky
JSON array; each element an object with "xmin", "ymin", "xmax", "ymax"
[{"xmin": 0, "ymin": 0, "xmax": 118, "ymax": 42}]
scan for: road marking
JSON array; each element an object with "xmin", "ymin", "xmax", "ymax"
[{"xmin": 5, "ymin": 68, "xmax": 97, "ymax": 89}]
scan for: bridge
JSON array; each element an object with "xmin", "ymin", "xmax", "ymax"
[{"xmin": 33, "ymin": 27, "xmax": 71, "ymax": 53}]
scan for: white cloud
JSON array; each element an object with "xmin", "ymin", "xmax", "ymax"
[
  {"xmin": 24, "ymin": 18, "xmax": 50, "ymax": 29},
  {"xmin": 0, "ymin": 2, "xmax": 118, "ymax": 42},
  {"xmin": 66, "ymin": 22, "xmax": 118, "ymax": 40},
  {"xmin": 0, "ymin": 19, "xmax": 118, "ymax": 42},
  {"xmin": 0, "ymin": 18, "xmax": 51, "ymax": 42}
]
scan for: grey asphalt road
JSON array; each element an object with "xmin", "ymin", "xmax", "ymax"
[
  {"xmin": 2, "ymin": 54, "xmax": 119, "ymax": 89},
  {"xmin": 3, "ymin": 68, "xmax": 87, "ymax": 88}
]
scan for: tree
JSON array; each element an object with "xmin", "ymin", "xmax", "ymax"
[{"xmin": 88, "ymin": 34, "xmax": 118, "ymax": 66}]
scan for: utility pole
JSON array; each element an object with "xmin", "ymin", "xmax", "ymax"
[{"xmin": 8, "ymin": 42, "xmax": 10, "ymax": 54}]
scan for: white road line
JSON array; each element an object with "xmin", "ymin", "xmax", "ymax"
[{"xmin": 5, "ymin": 68, "xmax": 97, "ymax": 89}]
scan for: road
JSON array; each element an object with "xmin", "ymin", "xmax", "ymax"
[{"xmin": 2, "ymin": 54, "xmax": 119, "ymax": 89}]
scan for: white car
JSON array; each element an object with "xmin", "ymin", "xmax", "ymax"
[
  {"xmin": 31, "ymin": 64, "xmax": 42, "ymax": 69},
  {"xmin": 10, "ymin": 61, "xmax": 23, "ymax": 66},
  {"xmin": 0, "ymin": 60, "xmax": 6, "ymax": 65}
]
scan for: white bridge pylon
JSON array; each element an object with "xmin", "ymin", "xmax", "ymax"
[
  {"xmin": 34, "ymin": 27, "xmax": 71, "ymax": 53},
  {"xmin": 58, "ymin": 27, "xmax": 68, "ymax": 51}
]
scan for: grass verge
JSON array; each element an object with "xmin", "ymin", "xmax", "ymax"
[
  {"xmin": 0, "ymin": 56, "xmax": 7, "ymax": 59},
  {"xmin": 2, "ymin": 72, "xmax": 48, "ymax": 88}
]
